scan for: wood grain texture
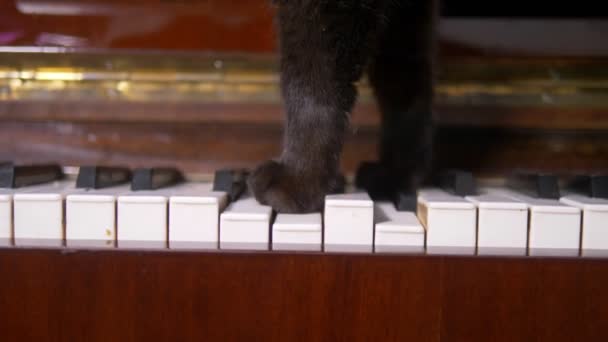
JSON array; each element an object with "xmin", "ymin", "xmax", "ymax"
[
  {"xmin": 1, "ymin": 248, "xmax": 607, "ymax": 341},
  {"xmin": 440, "ymin": 257, "xmax": 608, "ymax": 341},
  {"xmin": 3, "ymin": 101, "xmax": 608, "ymax": 130}
]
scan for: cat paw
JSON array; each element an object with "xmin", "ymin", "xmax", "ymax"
[{"xmin": 247, "ymin": 160, "xmax": 341, "ymax": 213}]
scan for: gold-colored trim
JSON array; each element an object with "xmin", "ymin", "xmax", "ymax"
[{"xmin": 1, "ymin": 51, "xmax": 608, "ymax": 107}]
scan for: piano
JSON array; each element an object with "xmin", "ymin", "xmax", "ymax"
[{"xmin": 2, "ymin": 1, "xmax": 608, "ymax": 341}]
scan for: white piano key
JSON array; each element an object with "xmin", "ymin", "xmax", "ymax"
[
  {"xmin": 466, "ymin": 194, "xmax": 528, "ymax": 255},
  {"xmin": 220, "ymin": 196, "xmax": 272, "ymax": 250},
  {"xmin": 417, "ymin": 188, "xmax": 476, "ymax": 255},
  {"xmin": 169, "ymin": 183, "xmax": 228, "ymax": 249},
  {"xmin": 65, "ymin": 185, "xmax": 130, "ymax": 248},
  {"xmin": 0, "ymin": 189, "xmax": 13, "ymax": 246},
  {"xmin": 324, "ymin": 192, "xmax": 374, "ymax": 253},
  {"xmin": 117, "ymin": 188, "xmax": 170, "ymax": 249},
  {"xmin": 13, "ymin": 180, "xmax": 77, "ymax": 247},
  {"xmin": 560, "ymin": 194, "xmax": 608, "ymax": 257},
  {"xmin": 374, "ymin": 202, "xmax": 425, "ymax": 253},
  {"xmin": 272, "ymin": 213, "xmax": 322, "ymax": 251},
  {"xmin": 487, "ymin": 187, "xmax": 581, "ymax": 256}
]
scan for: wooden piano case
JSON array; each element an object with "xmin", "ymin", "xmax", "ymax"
[{"xmin": 1, "ymin": 248, "xmax": 608, "ymax": 341}]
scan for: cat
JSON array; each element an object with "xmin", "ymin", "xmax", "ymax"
[{"xmin": 248, "ymin": 0, "xmax": 437, "ymax": 213}]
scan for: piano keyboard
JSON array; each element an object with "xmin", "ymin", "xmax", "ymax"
[
  {"xmin": 1, "ymin": 163, "xmax": 608, "ymax": 257},
  {"xmin": 486, "ymin": 186, "xmax": 581, "ymax": 256}
]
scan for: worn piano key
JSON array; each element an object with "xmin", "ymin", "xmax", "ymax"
[
  {"xmin": 212, "ymin": 169, "xmax": 247, "ymax": 202},
  {"xmin": 324, "ymin": 192, "xmax": 374, "ymax": 252},
  {"xmin": 560, "ymin": 194, "xmax": 608, "ymax": 256},
  {"xmin": 417, "ymin": 188, "xmax": 477, "ymax": 254},
  {"xmin": 566, "ymin": 174, "xmax": 608, "ymax": 199},
  {"xmin": 219, "ymin": 196, "xmax": 272, "ymax": 250},
  {"xmin": 66, "ymin": 185, "xmax": 130, "ymax": 248},
  {"xmin": 439, "ymin": 169, "xmax": 477, "ymax": 197},
  {"xmin": 488, "ymin": 187, "xmax": 581, "ymax": 256},
  {"xmin": 0, "ymin": 188, "xmax": 12, "ymax": 245},
  {"xmin": 374, "ymin": 201, "xmax": 425, "ymax": 253},
  {"xmin": 0, "ymin": 163, "xmax": 64, "ymax": 188},
  {"xmin": 65, "ymin": 166, "xmax": 132, "ymax": 247},
  {"xmin": 131, "ymin": 167, "xmax": 183, "ymax": 191},
  {"xmin": 76, "ymin": 166, "xmax": 131, "ymax": 189},
  {"xmin": 272, "ymin": 213, "xmax": 322, "ymax": 251},
  {"xmin": 169, "ymin": 183, "xmax": 228, "ymax": 249},
  {"xmin": 466, "ymin": 193, "xmax": 528, "ymax": 255},
  {"xmin": 13, "ymin": 180, "xmax": 77, "ymax": 247},
  {"xmin": 507, "ymin": 172, "xmax": 560, "ymax": 199}
]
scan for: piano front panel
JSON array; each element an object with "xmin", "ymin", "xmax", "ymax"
[{"xmin": 1, "ymin": 248, "xmax": 607, "ymax": 341}]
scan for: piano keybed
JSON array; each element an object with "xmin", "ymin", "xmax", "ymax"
[{"xmin": 1, "ymin": 164, "xmax": 607, "ymax": 258}]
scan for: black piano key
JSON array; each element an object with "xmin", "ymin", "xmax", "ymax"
[
  {"xmin": 131, "ymin": 167, "xmax": 183, "ymax": 191},
  {"xmin": 566, "ymin": 174, "xmax": 608, "ymax": 199},
  {"xmin": 212, "ymin": 169, "xmax": 248, "ymax": 201},
  {"xmin": 439, "ymin": 169, "xmax": 477, "ymax": 197},
  {"xmin": 355, "ymin": 161, "xmax": 392, "ymax": 200},
  {"xmin": 355, "ymin": 161, "xmax": 420, "ymax": 208},
  {"xmin": 393, "ymin": 191, "xmax": 417, "ymax": 211},
  {"xmin": 0, "ymin": 163, "xmax": 64, "ymax": 188},
  {"xmin": 507, "ymin": 172, "xmax": 560, "ymax": 199},
  {"xmin": 76, "ymin": 166, "xmax": 132, "ymax": 189},
  {"xmin": 355, "ymin": 161, "xmax": 378, "ymax": 191}
]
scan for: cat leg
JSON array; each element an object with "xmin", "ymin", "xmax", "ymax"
[
  {"xmin": 365, "ymin": 0, "xmax": 437, "ymax": 197},
  {"xmin": 248, "ymin": 0, "xmax": 384, "ymax": 213}
]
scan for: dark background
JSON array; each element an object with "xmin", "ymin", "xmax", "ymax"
[{"xmin": 441, "ymin": 1, "xmax": 608, "ymax": 17}]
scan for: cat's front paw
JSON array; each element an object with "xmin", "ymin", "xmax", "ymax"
[{"xmin": 247, "ymin": 160, "xmax": 340, "ymax": 213}]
